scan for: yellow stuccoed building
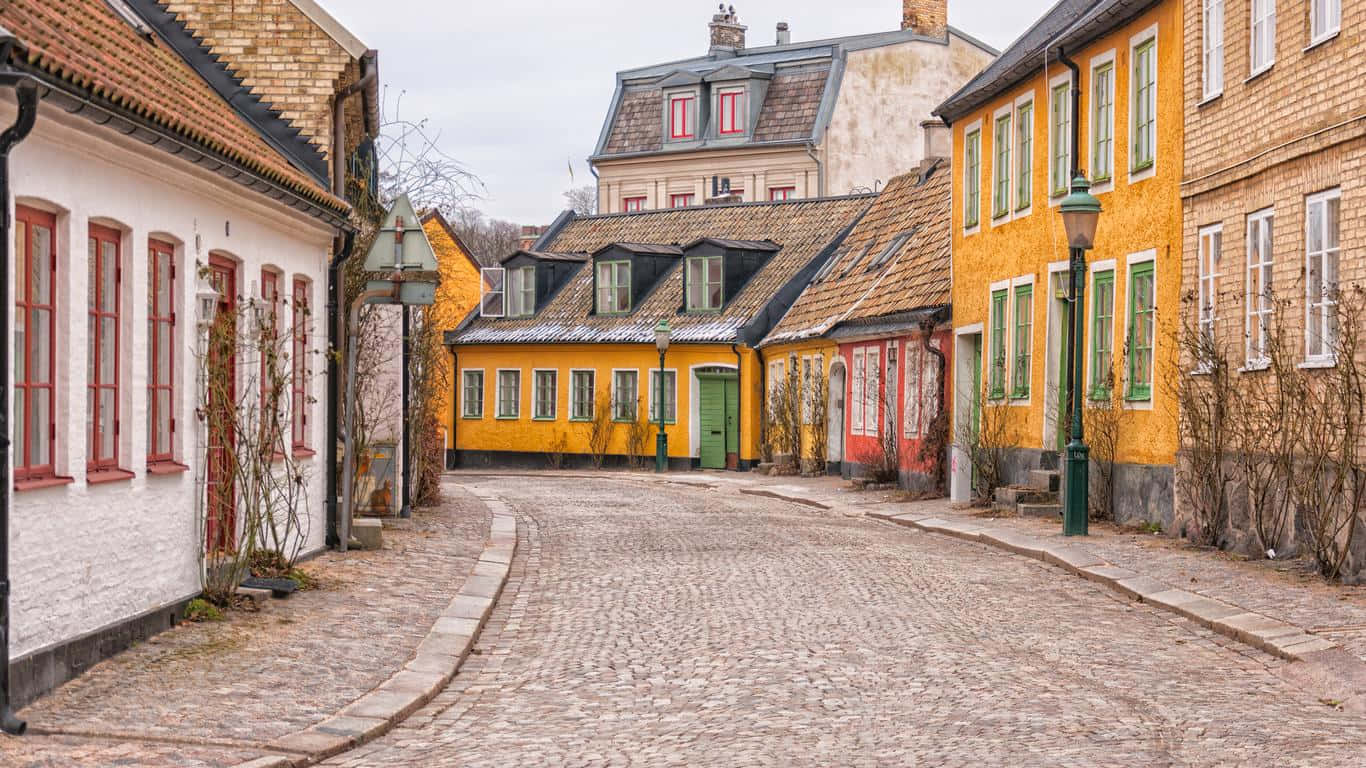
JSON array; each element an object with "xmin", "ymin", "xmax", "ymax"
[
  {"xmin": 934, "ymin": 0, "xmax": 1183, "ymax": 525},
  {"xmin": 420, "ymin": 211, "xmax": 487, "ymax": 463}
]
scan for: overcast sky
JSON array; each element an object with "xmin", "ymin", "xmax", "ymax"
[{"xmin": 321, "ymin": 0, "xmax": 1055, "ymax": 225}]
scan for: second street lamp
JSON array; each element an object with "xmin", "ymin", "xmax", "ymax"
[
  {"xmin": 654, "ymin": 319, "xmax": 672, "ymax": 473},
  {"xmin": 1059, "ymin": 173, "xmax": 1103, "ymax": 537}
]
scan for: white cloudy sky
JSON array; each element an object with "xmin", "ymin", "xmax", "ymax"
[{"xmin": 320, "ymin": 0, "xmax": 1055, "ymax": 225}]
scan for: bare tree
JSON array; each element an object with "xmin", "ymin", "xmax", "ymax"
[
  {"xmin": 447, "ymin": 207, "xmax": 522, "ymax": 265},
  {"xmin": 563, "ymin": 185, "xmax": 598, "ymax": 216},
  {"xmin": 1175, "ymin": 296, "xmax": 1235, "ymax": 547},
  {"xmin": 375, "ymin": 87, "xmax": 483, "ymax": 217}
]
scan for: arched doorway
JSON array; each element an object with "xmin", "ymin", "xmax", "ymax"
[{"xmin": 827, "ymin": 359, "xmax": 846, "ymax": 473}]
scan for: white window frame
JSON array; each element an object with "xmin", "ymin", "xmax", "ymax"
[
  {"xmin": 648, "ymin": 368, "xmax": 678, "ymax": 425},
  {"xmin": 495, "ymin": 368, "xmax": 521, "ymax": 419},
  {"xmin": 862, "ymin": 346, "xmax": 881, "ymax": 437},
  {"xmin": 611, "ymin": 368, "xmax": 640, "ymax": 422},
  {"xmin": 850, "ymin": 349, "xmax": 865, "ymax": 436},
  {"xmin": 1088, "ymin": 50, "xmax": 1116, "ymax": 192},
  {"xmin": 800, "ymin": 355, "xmax": 814, "ymax": 425},
  {"xmin": 1250, "ymin": 0, "xmax": 1276, "ymax": 77},
  {"xmin": 532, "ymin": 368, "xmax": 557, "ymax": 420},
  {"xmin": 570, "ymin": 368, "xmax": 596, "ymax": 421},
  {"xmin": 1245, "ymin": 208, "xmax": 1274, "ymax": 369},
  {"xmin": 1304, "ymin": 188, "xmax": 1341, "ymax": 364},
  {"xmin": 962, "ymin": 118, "xmax": 982, "ymax": 234},
  {"xmin": 1129, "ymin": 26, "xmax": 1158, "ymax": 183},
  {"xmin": 991, "ymin": 105, "xmax": 1013, "ymax": 221},
  {"xmin": 1197, "ymin": 224, "xmax": 1223, "ymax": 358},
  {"xmin": 1309, "ymin": 0, "xmax": 1340, "ymax": 47},
  {"xmin": 461, "ymin": 368, "xmax": 484, "ymax": 419},
  {"xmin": 1123, "ymin": 250, "xmax": 1158, "ymax": 410},
  {"xmin": 1014, "ymin": 93, "xmax": 1034, "ymax": 217},
  {"xmin": 508, "ymin": 265, "xmax": 536, "ymax": 317},
  {"xmin": 479, "ymin": 267, "xmax": 505, "ymax": 318},
  {"xmin": 903, "ymin": 343, "xmax": 923, "ymax": 439},
  {"xmin": 686, "ymin": 254, "xmax": 723, "ymax": 312},
  {"xmin": 768, "ymin": 358, "xmax": 785, "ymax": 395},
  {"xmin": 1202, "ymin": 0, "xmax": 1225, "ymax": 100},
  {"xmin": 596, "ymin": 260, "xmax": 632, "ymax": 314}
]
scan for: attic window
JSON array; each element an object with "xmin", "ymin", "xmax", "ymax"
[
  {"xmin": 596, "ymin": 261, "xmax": 632, "ymax": 314},
  {"xmin": 669, "ymin": 93, "xmax": 696, "ymax": 140},
  {"xmin": 107, "ymin": 0, "xmax": 155, "ymax": 40},
  {"xmin": 507, "ymin": 266, "xmax": 535, "ymax": 317},
  {"xmin": 479, "ymin": 268, "xmax": 505, "ymax": 317},
  {"xmin": 718, "ymin": 87, "xmax": 746, "ymax": 136},
  {"xmin": 686, "ymin": 254, "xmax": 723, "ymax": 312},
  {"xmin": 840, "ymin": 242, "xmax": 876, "ymax": 278},
  {"xmin": 867, "ymin": 232, "xmax": 913, "ymax": 271}
]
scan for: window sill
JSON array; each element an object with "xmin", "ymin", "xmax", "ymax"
[
  {"xmin": 1245, "ymin": 64, "xmax": 1274, "ymax": 85},
  {"xmin": 495, "ymin": 415, "xmax": 521, "ymax": 420},
  {"xmin": 569, "ymin": 417, "xmax": 592, "ymax": 423},
  {"xmin": 147, "ymin": 461, "xmax": 190, "ymax": 476},
  {"xmin": 1304, "ymin": 30, "xmax": 1339, "ymax": 52},
  {"xmin": 1238, "ymin": 361, "xmax": 1270, "ymax": 373},
  {"xmin": 1014, "ymin": 205, "xmax": 1032, "ymax": 217},
  {"xmin": 14, "ymin": 475, "xmax": 75, "ymax": 492},
  {"xmin": 1087, "ymin": 391, "xmax": 1112, "ymax": 402},
  {"xmin": 87, "ymin": 468, "xmax": 135, "ymax": 485},
  {"xmin": 292, "ymin": 447, "xmax": 317, "ymax": 459},
  {"xmin": 1197, "ymin": 91, "xmax": 1223, "ymax": 108},
  {"xmin": 1299, "ymin": 357, "xmax": 1337, "ymax": 370},
  {"xmin": 532, "ymin": 416, "xmax": 557, "ymax": 422},
  {"xmin": 461, "ymin": 414, "xmax": 484, "ymax": 420}
]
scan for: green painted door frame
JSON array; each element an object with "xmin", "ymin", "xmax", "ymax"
[{"xmin": 698, "ymin": 371, "xmax": 739, "ymax": 470}]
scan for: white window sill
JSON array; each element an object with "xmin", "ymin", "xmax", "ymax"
[
  {"xmin": 1298, "ymin": 358, "xmax": 1337, "ymax": 370},
  {"xmin": 1197, "ymin": 91, "xmax": 1223, "ymax": 108},
  {"xmin": 1128, "ymin": 164, "xmax": 1156, "ymax": 184},
  {"xmin": 1305, "ymin": 30, "xmax": 1339, "ymax": 52},
  {"xmin": 1245, "ymin": 63, "xmax": 1274, "ymax": 84},
  {"xmin": 1238, "ymin": 360, "xmax": 1270, "ymax": 373}
]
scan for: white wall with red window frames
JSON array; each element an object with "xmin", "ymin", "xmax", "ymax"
[{"xmin": 2, "ymin": 101, "xmax": 333, "ymax": 659}]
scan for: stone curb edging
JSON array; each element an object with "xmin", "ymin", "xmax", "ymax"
[
  {"xmin": 868, "ymin": 511, "xmax": 1340, "ymax": 663},
  {"xmin": 233, "ymin": 498, "xmax": 518, "ymax": 768}
]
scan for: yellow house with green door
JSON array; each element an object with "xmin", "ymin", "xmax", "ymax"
[
  {"xmin": 444, "ymin": 195, "xmax": 871, "ymax": 469},
  {"xmin": 934, "ymin": 0, "xmax": 1183, "ymax": 524}
]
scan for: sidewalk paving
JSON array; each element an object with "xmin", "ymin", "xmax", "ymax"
[{"xmin": 0, "ymin": 480, "xmax": 492, "ymax": 767}]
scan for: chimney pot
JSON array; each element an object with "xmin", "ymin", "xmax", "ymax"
[
  {"xmin": 902, "ymin": 0, "xmax": 948, "ymax": 39},
  {"xmin": 776, "ymin": 22, "xmax": 790, "ymax": 45},
  {"xmin": 709, "ymin": 4, "xmax": 747, "ymax": 54}
]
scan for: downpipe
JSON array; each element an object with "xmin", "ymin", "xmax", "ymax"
[
  {"xmin": 339, "ymin": 277, "xmax": 400, "ymax": 551},
  {"xmin": 324, "ymin": 231, "xmax": 354, "ymax": 548}
]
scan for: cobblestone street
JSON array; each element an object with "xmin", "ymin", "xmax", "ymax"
[{"xmin": 327, "ymin": 474, "xmax": 1366, "ymax": 767}]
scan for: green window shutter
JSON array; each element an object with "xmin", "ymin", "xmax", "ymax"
[
  {"xmin": 1126, "ymin": 262, "xmax": 1155, "ymax": 401},
  {"xmin": 1012, "ymin": 284, "xmax": 1032, "ymax": 398},
  {"xmin": 989, "ymin": 289, "xmax": 1007, "ymax": 398},
  {"xmin": 1089, "ymin": 270, "xmax": 1115, "ymax": 399}
]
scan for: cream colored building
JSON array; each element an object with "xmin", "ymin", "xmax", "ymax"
[{"xmin": 589, "ymin": 1, "xmax": 995, "ymax": 213}]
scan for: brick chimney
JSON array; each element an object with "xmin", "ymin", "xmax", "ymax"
[
  {"xmin": 902, "ymin": 0, "xmax": 947, "ymax": 39},
  {"xmin": 518, "ymin": 225, "xmax": 545, "ymax": 251},
  {"xmin": 709, "ymin": 4, "xmax": 747, "ymax": 54}
]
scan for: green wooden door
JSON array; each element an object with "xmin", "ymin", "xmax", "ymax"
[
  {"xmin": 725, "ymin": 377, "xmax": 739, "ymax": 465},
  {"xmin": 699, "ymin": 377, "xmax": 726, "ymax": 469}
]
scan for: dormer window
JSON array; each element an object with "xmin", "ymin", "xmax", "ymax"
[
  {"xmin": 596, "ymin": 261, "xmax": 632, "ymax": 314},
  {"xmin": 508, "ymin": 266, "xmax": 535, "ymax": 317},
  {"xmin": 686, "ymin": 254, "xmax": 723, "ymax": 311},
  {"xmin": 717, "ymin": 87, "xmax": 746, "ymax": 136},
  {"xmin": 669, "ymin": 92, "xmax": 696, "ymax": 140}
]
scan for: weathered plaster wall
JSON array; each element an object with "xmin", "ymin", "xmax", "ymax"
[
  {"xmin": 4, "ymin": 101, "xmax": 333, "ymax": 659},
  {"xmin": 824, "ymin": 35, "xmax": 994, "ymax": 196},
  {"xmin": 426, "ymin": 218, "xmax": 482, "ymax": 454}
]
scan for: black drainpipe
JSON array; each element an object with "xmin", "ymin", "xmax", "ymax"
[
  {"xmin": 1057, "ymin": 46, "xmax": 1082, "ymax": 441},
  {"xmin": 731, "ymin": 344, "xmax": 744, "ymax": 471},
  {"xmin": 448, "ymin": 346, "xmax": 458, "ymax": 469},
  {"xmin": 324, "ymin": 231, "xmax": 354, "ymax": 548},
  {"xmin": 0, "ymin": 74, "xmax": 40, "ymax": 736}
]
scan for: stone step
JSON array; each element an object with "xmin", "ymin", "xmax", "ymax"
[
  {"xmin": 994, "ymin": 485, "xmax": 1055, "ymax": 507},
  {"xmin": 1028, "ymin": 469, "xmax": 1060, "ymax": 492},
  {"xmin": 1018, "ymin": 503, "xmax": 1062, "ymax": 518}
]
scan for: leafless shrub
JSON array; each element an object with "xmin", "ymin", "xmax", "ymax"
[
  {"xmin": 585, "ymin": 392, "xmax": 617, "ymax": 470},
  {"xmin": 1087, "ymin": 370, "xmax": 1122, "ymax": 522},
  {"xmin": 855, "ymin": 382, "xmax": 900, "ymax": 484},
  {"xmin": 1233, "ymin": 297, "xmax": 1296, "ymax": 556},
  {"xmin": 1176, "ymin": 300, "xmax": 1235, "ymax": 547},
  {"xmin": 915, "ymin": 327, "xmax": 950, "ymax": 495},
  {"xmin": 806, "ymin": 365, "xmax": 829, "ymax": 474},
  {"xmin": 625, "ymin": 415, "xmax": 652, "ymax": 471},
  {"xmin": 546, "ymin": 431, "xmax": 570, "ymax": 470},
  {"xmin": 967, "ymin": 386, "xmax": 1010, "ymax": 504},
  {"xmin": 765, "ymin": 368, "xmax": 801, "ymax": 472},
  {"xmin": 407, "ymin": 306, "xmax": 449, "ymax": 507}
]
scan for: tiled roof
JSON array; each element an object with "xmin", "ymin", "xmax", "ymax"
[
  {"xmin": 753, "ymin": 70, "xmax": 829, "ymax": 142},
  {"xmin": 603, "ymin": 88, "xmax": 664, "ymax": 155},
  {"xmin": 503, "ymin": 250, "xmax": 589, "ymax": 264},
  {"xmin": 761, "ymin": 162, "xmax": 951, "ymax": 346},
  {"xmin": 2, "ymin": 0, "xmax": 348, "ymax": 216},
  {"xmin": 450, "ymin": 195, "xmax": 873, "ymax": 346}
]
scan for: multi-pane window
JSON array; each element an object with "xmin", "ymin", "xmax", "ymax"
[
  {"xmin": 800, "ymin": 356, "xmax": 813, "ymax": 424},
  {"xmin": 1131, "ymin": 39, "xmax": 1156, "ymax": 173},
  {"xmin": 1250, "ymin": 0, "xmax": 1276, "ymax": 74},
  {"xmin": 533, "ymin": 370, "xmax": 557, "ymax": 420},
  {"xmin": 612, "ymin": 370, "xmax": 638, "ymax": 422},
  {"xmin": 988, "ymin": 288, "xmax": 1007, "ymax": 398},
  {"xmin": 1310, "ymin": 0, "xmax": 1340, "ymax": 44},
  {"xmin": 670, "ymin": 193, "xmax": 695, "ymax": 208},
  {"xmin": 88, "ymin": 224, "xmax": 122, "ymax": 472},
  {"xmin": 1127, "ymin": 261, "xmax": 1156, "ymax": 401},
  {"xmin": 1012, "ymin": 284, "xmax": 1032, "ymax": 399},
  {"xmin": 1246, "ymin": 209, "xmax": 1274, "ymax": 366},
  {"xmin": 1306, "ymin": 189, "xmax": 1341, "ymax": 361},
  {"xmin": 1090, "ymin": 270, "xmax": 1115, "ymax": 398},
  {"xmin": 291, "ymin": 278, "xmax": 310, "ymax": 450},
  {"xmin": 768, "ymin": 359, "xmax": 785, "ymax": 396},
  {"xmin": 903, "ymin": 344, "xmax": 923, "ymax": 438},
  {"xmin": 596, "ymin": 261, "xmax": 631, "ymax": 314},
  {"xmin": 1091, "ymin": 62, "xmax": 1114, "ymax": 181},
  {"xmin": 718, "ymin": 88, "xmax": 745, "ymax": 135},
  {"xmin": 148, "ymin": 239, "xmax": 175, "ymax": 463},
  {"xmin": 571, "ymin": 370, "xmax": 595, "ymax": 420},
  {"xmin": 687, "ymin": 255, "xmax": 723, "ymax": 311},
  {"xmin": 260, "ymin": 269, "xmax": 282, "ymax": 418},
  {"xmin": 1198, "ymin": 226, "xmax": 1222, "ymax": 346},
  {"xmin": 650, "ymin": 370, "xmax": 677, "ymax": 423},
  {"xmin": 462, "ymin": 370, "xmax": 484, "ymax": 418},
  {"xmin": 623, "ymin": 196, "xmax": 646, "ymax": 213},
  {"xmin": 862, "ymin": 347, "xmax": 880, "ymax": 437},
  {"xmin": 669, "ymin": 92, "xmax": 695, "ymax": 139},
  {"xmin": 769, "ymin": 187, "xmax": 795, "ymax": 201},
  {"xmin": 1050, "ymin": 82, "xmax": 1071, "ymax": 196},
  {"xmin": 15, "ymin": 206, "xmax": 56, "ymax": 481},
  {"xmin": 964, "ymin": 128, "xmax": 981, "ymax": 229},
  {"xmin": 479, "ymin": 267, "xmax": 505, "ymax": 317},
  {"xmin": 1015, "ymin": 101, "xmax": 1033, "ymax": 211},
  {"xmin": 1203, "ymin": 0, "xmax": 1225, "ymax": 98},
  {"xmin": 508, "ymin": 265, "xmax": 535, "ymax": 317},
  {"xmin": 850, "ymin": 349, "xmax": 864, "ymax": 435},
  {"xmin": 496, "ymin": 370, "xmax": 520, "ymax": 418},
  {"xmin": 993, "ymin": 113, "xmax": 1012, "ymax": 218}
]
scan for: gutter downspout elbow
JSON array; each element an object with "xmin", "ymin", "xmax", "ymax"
[
  {"xmin": 332, "ymin": 57, "xmax": 377, "ymax": 199},
  {"xmin": 805, "ymin": 142, "xmax": 823, "ymax": 197}
]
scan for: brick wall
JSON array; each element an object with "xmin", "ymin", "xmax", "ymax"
[{"xmin": 902, "ymin": 0, "xmax": 947, "ymax": 38}]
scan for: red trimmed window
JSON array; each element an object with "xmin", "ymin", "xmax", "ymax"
[
  {"xmin": 147, "ymin": 239, "xmax": 176, "ymax": 464},
  {"xmin": 769, "ymin": 186, "xmax": 796, "ymax": 201},
  {"xmin": 291, "ymin": 278, "xmax": 310, "ymax": 451},
  {"xmin": 670, "ymin": 194, "xmax": 695, "ymax": 208},
  {"xmin": 88, "ymin": 224, "xmax": 122, "ymax": 472},
  {"xmin": 260, "ymin": 269, "xmax": 281, "ymax": 416},
  {"xmin": 718, "ymin": 89, "xmax": 745, "ymax": 135},
  {"xmin": 669, "ymin": 93, "xmax": 695, "ymax": 139},
  {"xmin": 623, "ymin": 196, "xmax": 646, "ymax": 213},
  {"xmin": 14, "ymin": 206, "xmax": 57, "ymax": 482}
]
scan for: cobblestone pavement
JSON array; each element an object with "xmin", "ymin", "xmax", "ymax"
[
  {"xmin": 326, "ymin": 474, "xmax": 1366, "ymax": 767},
  {"xmin": 0, "ymin": 479, "xmax": 488, "ymax": 767}
]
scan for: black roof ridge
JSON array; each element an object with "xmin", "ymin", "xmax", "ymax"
[{"xmin": 126, "ymin": 0, "xmax": 332, "ymax": 188}]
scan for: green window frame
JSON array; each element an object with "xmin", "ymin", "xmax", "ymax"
[
  {"xmin": 1050, "ymin": 82, "xmax": 1071, "ymax": 197},
  {"xmin": 1012, "ymin": 284, "xmax": 1033, "ymax": 398},
  {"xmin": 649, "ymin": 370, "xmax": 677, "ymax": 424},
  {"xmin": 988, "ymin": 288, "xmax": 1007, "ymax": 399},
  {"xmin": 993, "ymin": 114, "xmax": 1012, "ymax": 219},
  {"xmin": 508, "ymin": 266, "xmax": 535, "ymax": 317},
  {"xmin": 570, "ymin": 370, "xmax": 595, "ymax": 421},
  {"xmin": 612, "ymin": 370, "xmax": 638, "ymax": 422},
  {"xmin": 1131, "ymin": 39, "xmax": 1156, "ymax": 173},
  {"xmin": 1015, "ymin": 102, "xmax": 1032, "ymax": 211},
  {"xmin": 964, "ymin": 128, "xmax": 981, "ymax": 229},
  {"xmin": 1126, "ymin": 261, "xmax": 1156, "ymax": 401},
  {"xmin": 533, "ymin": 370, "xmax": 557, "ymax": 420},
  {"xmin": 461, "ymin": 370, "xmax": 484, "ymax": 418},
  {"xmin": 1091, "ymin": 62, "xmax": 1113, "ymax": 182},
  {"xmin": 496, "ymin": 369, "xmax": 520, "ymax": 419},
  {"xmin": 686, "ymin": 255, "xmax": 723, "ymax": 311},
  {"xmin": 596, "ymin": 260, "xmax": 632, "ymax": 314},
  {"xmin": 1089, "ymin": 270, "xmax": 1115, "ymax": 399}
]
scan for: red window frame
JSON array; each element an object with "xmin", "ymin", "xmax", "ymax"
[
  {"xmin": 623, "ymin": 196, "xmax": 646, "ymax": 213},
  {"xmin": 769, "ymin": 186, "xmax": 796, "ymax": 201},
  {"xmin": 14, "ymin": 206, "xmax": 58, "ymax": 483},
  {"xmin": 147, "ymin": 239, "xmax": 176, "ymax": 465},
  {"xmin": 670, "ymin": 193, "xmax": 695, "ymax": 208},
  {"xmin": 88, "ymin": 223, "xmax": 123, "ymax": 473},
  {"xmin": 718, "ymin": 89, "xmax": 745, "ymax": 135},
  {"xmin": 291, "ymin": 278, "xmax": 311, "ymax": 452},
  {"xmin": 669, "ymin": 93, "xmax": 695, "ymax": 139}
]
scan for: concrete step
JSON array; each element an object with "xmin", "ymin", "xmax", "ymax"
[
  {"xmin": 1018, "ymin": 503, "xmax": 1062, "ymax": 518},
  {"xmin": 994, "ymin": 485, "xmax": 1055, "ymax": 507},
  {"xmin": 1027, "ymin": 469, "xmax": 1060, "ymax": 493}
]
